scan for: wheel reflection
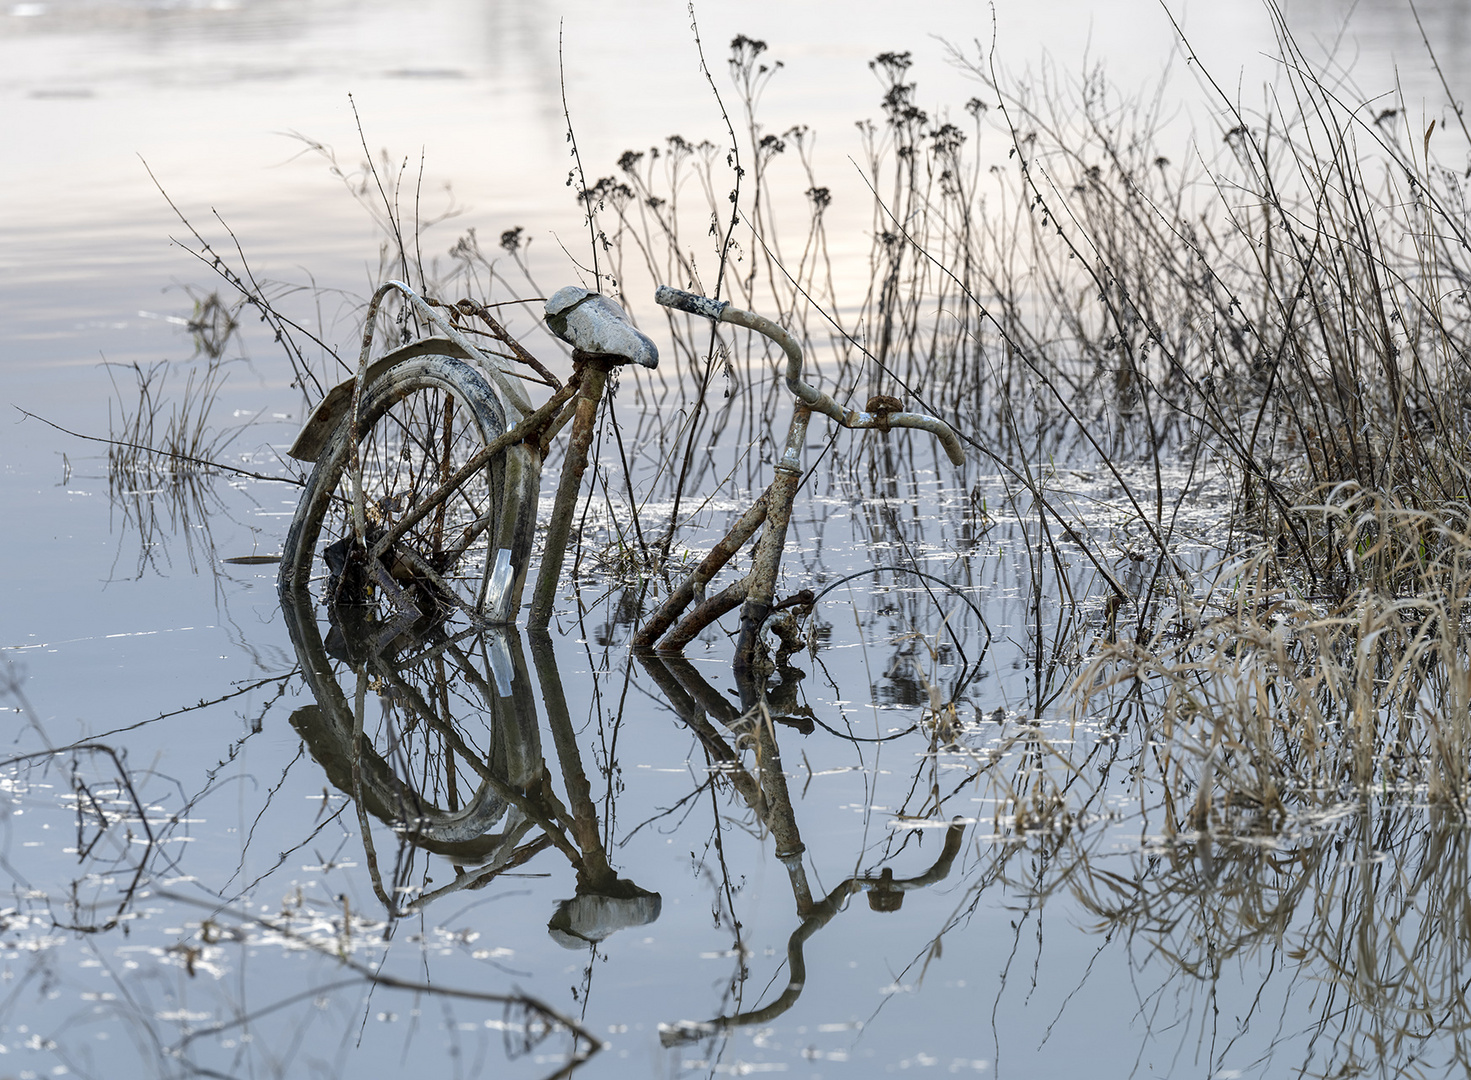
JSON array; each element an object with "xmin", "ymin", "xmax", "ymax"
[
  {"xmin": 280, "ymin": 587, "xmax": 971, "ymax": 1043},
  {"xmin": 279, "ymin": 589, "xmax": 659, "ymax": 943}
]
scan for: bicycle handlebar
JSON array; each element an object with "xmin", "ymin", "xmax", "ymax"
[
  {"xmin": 654, "ymin": 285, "xmax": 729, "ymax": 322},
  {"xmin": 654, "ymin": 285, "xmax": 965, "ymax": 466}
]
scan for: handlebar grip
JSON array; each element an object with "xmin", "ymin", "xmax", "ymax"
[{"xmin": 655, "ymin": 285, "xmax": 730, "ymax": 321}]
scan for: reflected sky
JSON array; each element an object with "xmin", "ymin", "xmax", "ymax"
[
  {"xmin": 5, "ymin": 0, "xmax": 1467, "ymax": 378},
  {"xmin": 6, "ymin": 549, "xmax": 1470, "ymax": 1077}
]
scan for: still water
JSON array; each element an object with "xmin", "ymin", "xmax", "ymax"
[{"xmin": 4, "ymin": 1, "xmax": 1471, "ymax": 1077}]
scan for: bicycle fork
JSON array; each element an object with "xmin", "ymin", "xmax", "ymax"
[
  {"xmin": 733, "ymin": 405, "xmax": 809, "ymax": 671},
  {"xmin": 633, "ymin": 404, "xmax": 811, "ymax": 673}
]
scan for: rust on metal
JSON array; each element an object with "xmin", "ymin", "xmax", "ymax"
[
  {"xmin": 734, "ymin": 468, "xmax": 800, "ymax": 671},
  {"xmin": 632, "ymin": 494, "xmax": 769, "ymax": 649},
  {"xmin": 365, "ymin": 378, "xmax": 577, "ymax": 567},
  {"xmin": 658, "ymin": 577, "xmax": 750, "ymax": 653},
  {"xmin": 529, "ymin": 359, "xmax": 610, "ymax": 629}
]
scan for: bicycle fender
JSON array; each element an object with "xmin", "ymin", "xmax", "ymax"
[{"xmin": 287, "ymin": 337, "xmax": 477, "ymax": 462}]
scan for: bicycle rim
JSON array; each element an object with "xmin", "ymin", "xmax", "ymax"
[{"xmin": 280, "ymin": 354, "xmax": 537, "ymax": 628}]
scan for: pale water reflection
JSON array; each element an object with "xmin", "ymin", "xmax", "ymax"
[
  {"xmin": 5, "ymin": 519, "xmax": 1469, "ymax": 1076},
  {"xmin": 5, "ymin": 0, "xmax": 1471, "ymax": 1077}
]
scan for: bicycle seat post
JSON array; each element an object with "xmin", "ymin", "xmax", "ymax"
[
  {"xmin": 529, "ymin": 355, "xmax": 611, "ymax": 630},
  {"xmin": 528, "ymin": 288, "xmax": 658, "ymax": 631}
]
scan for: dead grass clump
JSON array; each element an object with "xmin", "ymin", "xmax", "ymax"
[
  {"xmin": 106, "ymin": 353, "xmax": 242, "ymax": 483},
  {"xmin": 1077, "ymin": 486, "xmax": 1471, "ymax": 817}
]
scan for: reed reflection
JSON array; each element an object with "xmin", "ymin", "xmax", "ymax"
[{"xmin": 1023, "ymin": 803, "xmax": 1471, "ymax": 1072}]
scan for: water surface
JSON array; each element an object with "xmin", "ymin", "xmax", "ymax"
[{"xmin": 5, "ymin": 2, "xmax": 1471, "ymax": 1077}]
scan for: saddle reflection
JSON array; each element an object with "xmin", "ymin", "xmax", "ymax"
[
  {"xmin": 280, "ymin": 590, "xmax": 968, "ymax": 1040},
  {"xmin": 281, "ymin": 591, "xmax": 659, "ymax": 947}
]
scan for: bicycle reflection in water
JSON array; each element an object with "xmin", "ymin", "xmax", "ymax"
[
  {"xmin": 279, "ymin": 590, "xmax": 968, "ymax": 1049},
  {"xmin": 281, "ymin": 589, "xmax": 660, "ymax": 949},
  {"xmin": 639, "ymin": 654, "xmax": 966, "ymax": 1043}
]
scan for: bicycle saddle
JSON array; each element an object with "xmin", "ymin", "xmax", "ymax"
[{"xmin": 544, "ymin": 286, "xmax": 659, "ymax": 368}]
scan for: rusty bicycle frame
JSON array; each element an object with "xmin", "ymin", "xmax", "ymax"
[{"xmin": 633, "ymin": 286, "xmax": 966, "ymax": 671}]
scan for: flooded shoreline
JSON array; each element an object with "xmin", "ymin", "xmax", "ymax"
[{"xmin": 9, "ymin": 1, "xmax": 1471, "ymax": 1076}]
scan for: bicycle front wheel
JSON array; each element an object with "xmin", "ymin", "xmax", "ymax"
[{"xmin": 280, "ymin": 354, "xmax": 539, "ymax": 626}]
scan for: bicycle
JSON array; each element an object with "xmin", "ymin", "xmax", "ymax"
[{"xmin": 277, "ymin": 280, "xmax": 965, "ymax": 670}]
